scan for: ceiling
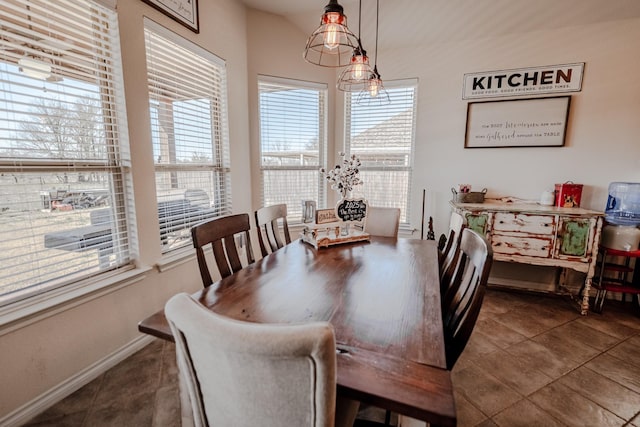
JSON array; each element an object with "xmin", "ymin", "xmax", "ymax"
[{"xmin": 240, "ymin": 0, "xmax": 640, "ymax": 53}]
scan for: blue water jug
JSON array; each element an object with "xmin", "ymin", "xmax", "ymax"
[{"xmin": 605, "ymin": 182, "xmax": 640, "ymax": 226}]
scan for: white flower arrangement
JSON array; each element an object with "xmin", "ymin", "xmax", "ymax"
[{"xmin": 320, "ymin": 152, "xmax": 363, "ymax": 199}]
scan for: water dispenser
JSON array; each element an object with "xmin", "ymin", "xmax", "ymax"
[{"xmin": 605, "ymin": 182, "xmax": 640, "ymax": 226}]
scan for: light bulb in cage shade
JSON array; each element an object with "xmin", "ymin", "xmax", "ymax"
[
  {"xmin": 322, "ymin": 12, "xmax": 343, "ymax": 49},
  {"xmin": 368, "ymin": 77, "xmax": 381, "ymax": 97},
  {"xmin": 350, "ymin": 53, "xmax": 369, "ymax": 81}
]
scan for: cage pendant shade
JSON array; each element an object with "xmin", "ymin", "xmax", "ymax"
[
  {"xmin": 357, "ymin": 67, "xmax": 390, "ymax": 105},
  {"xmin": 303, "ymin": 0, "xmax": 359, "ymax": 67},
  {"xmin": 336, "ymin": 46, "xmax": 374, "ymax": 92}
]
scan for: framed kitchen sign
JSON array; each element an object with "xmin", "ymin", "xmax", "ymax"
[
  {"xmin": 142, "ymin": 0, "xmax": 199, "ymax": 33},
  {"xmin": 462, "ymin": 63, "xmax": 584, "ymax": 99},
  {"xmin": 464, "ymin": 96, "xmax": 571, "ymax": 148}
]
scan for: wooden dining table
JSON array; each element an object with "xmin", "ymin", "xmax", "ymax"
[{"xmin": 138, "ymin": 237, "xmax": 456, "ymax": 426}]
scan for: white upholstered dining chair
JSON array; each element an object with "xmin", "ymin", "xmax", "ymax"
[
  {"xmin": 165, "ymin": 293, "xmax": 359, "ymax": 427},
  {"xmin": 364, "ymin": 206, "xmax": 401, "ymax": 238}
]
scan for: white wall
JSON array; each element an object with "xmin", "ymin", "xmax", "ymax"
[
  {"xmin": 0, "ymin": 0, "xmax": 250, "ymax": 420},
  {"xmin": 374, "ymin": 18, "xmax": 640, "ymax": 234}
]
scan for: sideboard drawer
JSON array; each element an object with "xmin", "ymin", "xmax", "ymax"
[
  {"xmin": 491, "ymin": 233, "xmax": 554, "ymax": 258},
  {"xmin": 493, "ymin": 213, "xmax": 556, "ymax": 235}
]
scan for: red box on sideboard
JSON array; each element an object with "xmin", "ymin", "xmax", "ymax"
[{"xmin": 555, "ymin": 182, "xmax": 583, "ymax": 208}]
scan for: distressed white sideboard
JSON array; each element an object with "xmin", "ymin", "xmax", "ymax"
[{"xmin": 450, "ymin": 201, "xmax": 604, "ymax": 315}]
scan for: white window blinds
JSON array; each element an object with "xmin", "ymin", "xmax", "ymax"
[
  {"xmin": 344, "ymin": 80, "xmax": 418, "ymax": 224},
  {"xmin": 258, "ymin": 76, "xmax": 327, "ymax": 220},
  {"xmin": 144, "ymin": 20, "xmax": 231, "ymax": 253},
  {"xmin": 0, "ymin": 0, "xmax": 133, "ymax": 304}
]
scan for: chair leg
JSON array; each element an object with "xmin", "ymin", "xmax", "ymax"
[{"xmin": 384, "ymin": 410, "xmax": 391, "ymax": 426}]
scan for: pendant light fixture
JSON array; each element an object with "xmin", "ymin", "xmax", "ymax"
[
  {"xmin": 303, "ymin": 0, "xmax": 359, "ymax": 68},
  {"xmin": 337, "ymin": 0, "xmax": 375, "ymax": 92},
  {"xmin": 357, "ymin": 0, "xmax": 390, "ymax": 105}
]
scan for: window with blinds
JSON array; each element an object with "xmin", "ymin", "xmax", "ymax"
[
  {"xmin": 258, "ymin": 76, "xmax": 327, "ymax": 221},
  {"xmin": 344, "ymin": 79, "xmax": 418, "ymax": 224},
  {"xmin": 144, "ymin": 19, "xmax": 231, "ymax": 253},
  {"xmin": 0, "ymin": 0, "xmax": 133, "ymax": 304}
]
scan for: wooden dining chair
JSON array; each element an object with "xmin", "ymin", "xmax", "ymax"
[
  {"xmin": 254, "ymin": 204, "xmax": 291, "ymax": 257},
  {"xmin": 439, "ymin": 211, "xmax": 466, "ymax": 289},
  {"xmin": 191, "ymin": 213, "xmax": 255, "ymax": 287},
  {"xmin": 165, "ymin": 293, "xmax": 360, "ymax": 427},
  {"xmin": 441, "ymin": 228, "xmax": 493, "ymax": 370},
  {"xmin": 364, "ymin": 206, "xmax": 401, "ymax": 238}
]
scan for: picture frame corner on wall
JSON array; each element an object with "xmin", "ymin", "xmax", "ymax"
[
  {"xmin": 141, "ymin": 0, "xmax": 199, "ymax": 33},
  {"xmin": 464, "ymin": 95, "xmax": 571, "ymax": 149}
]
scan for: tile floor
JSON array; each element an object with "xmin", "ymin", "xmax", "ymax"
[{"xmin": 22, "ymin": 289, "xmax": 640, "ymax": 427}]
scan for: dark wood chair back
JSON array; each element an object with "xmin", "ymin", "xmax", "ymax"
[
  {"xmin": 255, "ymin": 204, "xmax": 291, "ymax": 257},
  {"xmin": 439, "ymin": 211, "xmax": 466, "ymax": 289},
  {"xmin": 191, "ymin": 213, "xmax": 255, "ymax": 287},
  {"xmin": 441, "ymin": 228, "xmax": 493, "ymax": 369}
]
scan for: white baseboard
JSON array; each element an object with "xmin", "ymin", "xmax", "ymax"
[{"xmin": 0, "ymin": 334, "xmax": 155, "ymax": 427}]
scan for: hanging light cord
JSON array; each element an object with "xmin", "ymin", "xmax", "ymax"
[
  {"xmin": 373, "ymin": 0, "xmax": 380, "ymax": 75},
  {"xmin": 357, "ymin": 0, "xmax": 365, "ymax": 52}
]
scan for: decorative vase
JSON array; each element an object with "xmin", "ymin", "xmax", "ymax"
[{"xmin": 336, "ymin": 191, "xmax": 351, "ymax": 236}]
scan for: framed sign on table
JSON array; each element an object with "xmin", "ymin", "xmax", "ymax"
[
  {"xmin": 142, "ymin": 0, "xmax": 199, "ymax": 33},
  {"xmin": 464, "ymin": 96, "xmax": 571, "ymax": 148}
]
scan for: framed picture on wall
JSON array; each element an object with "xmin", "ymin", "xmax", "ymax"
[
  {"xmin": 142, "ymin": 0, "xmax": 199, "ymax": 33},
  {"xmin": 464, "ymin": 96, "xmax": 571, "ymax": 148}
]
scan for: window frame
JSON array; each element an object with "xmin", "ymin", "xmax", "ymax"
[
  {"xmin": 144, "ymin": 18, "xmax": 232, "ymax": 254},
  {"xmin": 257, "ymin": 75, "xmax": 328, "ymax": 223},
  {"xmin": 343, "ymin": 78, "xmax": 418, "ymax": 226},
  {"xmin": 0, "ymin": 0, "xmax": 137, "ymax": 318}
]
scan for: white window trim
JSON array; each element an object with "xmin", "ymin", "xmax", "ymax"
[
  {"xmin": 144, "ymin": 17, "xmax": 232, "ymax": 254},
  {"xmin": 258, "ymin": 75, "xmax": 328, "ymax": 222},
  {"xmin": 344, "ymin": 78, "xmax": 419, "ymax": 226},
  {"xmin": 0, "ymin": 0, "xmax": 137, "ymax": 313}
]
